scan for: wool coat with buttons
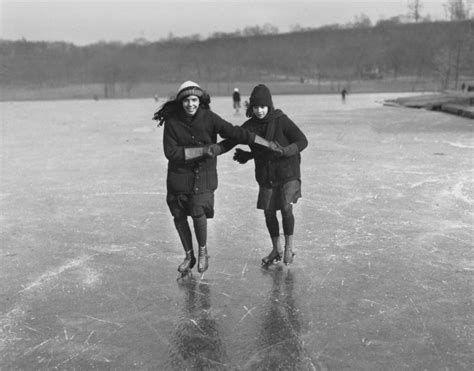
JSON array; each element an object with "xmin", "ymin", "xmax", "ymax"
[{"xmin": 163, "ymin": 108, "xmax": 256, "ymax": 195}]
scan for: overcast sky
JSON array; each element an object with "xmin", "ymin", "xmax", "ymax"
[{"xmin": 1, "ymin": 0, "xmax": 449, "ymax": 45}]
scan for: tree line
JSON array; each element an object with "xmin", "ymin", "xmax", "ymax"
[{"xmin": 0, "ymin": 20, "xmax": 472, "ymax": 97}]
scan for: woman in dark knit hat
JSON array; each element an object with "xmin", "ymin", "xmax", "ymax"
[
  {"xmin": 220, "ymin": 84, "xmax": 308, "ymax": 266},
  {"xmin": 153, "ymin": 81, "xmax": 276, "ymax": 278}
]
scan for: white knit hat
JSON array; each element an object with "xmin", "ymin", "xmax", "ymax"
[{"xmin": 176, "ymin": 81, "xmax": 203, "ymax": 101}]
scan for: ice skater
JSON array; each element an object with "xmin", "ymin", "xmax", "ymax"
[
  {"xmin": 341, "ymin": 87, "xmax": 347, "ymax": 102},
  {"xmin": 153, "ymin": 81, "xmax": 278, "ymax": 279},
  {"xmin": 232, "ymin": 88, "xmax": 241, "ymax": 114},
  {"xmin": 220, "ymin": 84, "xmax": 308, "ymax": 266}
]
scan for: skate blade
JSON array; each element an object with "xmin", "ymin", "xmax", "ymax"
[
  {"xmin": 176, "ymin": 269, "xmax": 192, "ymax": 280},
  {"xmin": 261, "ymin": 255, "xmax": 282, "ymax": 267}
]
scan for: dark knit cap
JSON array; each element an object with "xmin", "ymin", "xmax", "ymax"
[{"xmin": 249, "ymin": 84, "xmax": 273, "ymax": 108}]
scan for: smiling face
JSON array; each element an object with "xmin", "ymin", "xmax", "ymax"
[
  {"xmin": 182, "ymin": 95, "xmax": 200, "ymax": 116},
  {"xmin": 252, "ymin": 105, "xmax": 269, "ymax": 119}
]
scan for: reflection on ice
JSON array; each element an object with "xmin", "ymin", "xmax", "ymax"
[
  {"xmin": 168, "ymin": 279, "xmax": 228, "ymax": 369},
  {"xmin": 248, "ymin": 266, "xmax": 304, "ymax": 369}
]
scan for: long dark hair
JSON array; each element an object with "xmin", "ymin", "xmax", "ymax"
[{"xmin": 153, "ymin": 92, "xmax": 211, "ymax": 126}]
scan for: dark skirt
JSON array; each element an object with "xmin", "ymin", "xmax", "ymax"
[
  {"xmin": 167, "ymin": 191, "xmax": 215, "ymax": 219},
  {"xmin": 257, "ymin": 179, "xmax": 301, "ymax": 210}
]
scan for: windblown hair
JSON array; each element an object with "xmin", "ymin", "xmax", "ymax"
[{"xmin": 153, "ymin": 92, "xmax": 211, "ymax": 126}]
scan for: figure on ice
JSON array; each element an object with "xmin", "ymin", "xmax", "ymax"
[
  {"xmin": 232, "ymin": 87, "xmax": 241, "ymax": 114},
  {"xmin": 220, "ymin": 84, "xmax": 308, "ymax": 266},
  {"xmin": 153, "ymin": 81, "xmax": 280, "ymax": 279}
]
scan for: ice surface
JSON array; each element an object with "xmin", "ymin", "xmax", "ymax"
[{"xmin": 1, "ymin": 94, "xmax": 473, "ymax": 369}]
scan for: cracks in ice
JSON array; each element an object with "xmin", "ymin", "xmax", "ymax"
[{"xmin": 409, "ymin": 297, "xmax": 449, "ymax": 371}]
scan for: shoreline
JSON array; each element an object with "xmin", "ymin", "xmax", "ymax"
[
  {"xmin": 384, "ymin": 90, "xmax": 474, "ymax": 119},
  {"xmin": 2, "ymin": 81, "xmax": 472, "ymax": 119},
  {"xmin": 0, "ymin": 78, "xmax": 444, "ymax": 102}
]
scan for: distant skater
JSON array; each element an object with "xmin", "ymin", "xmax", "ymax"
[
  {"xmin": 153, "ymin": 81, "xmax": 279, "ymax": 279},
  {"xmin": 220, "ymin": 84, "xmax": 308, "ymax": 266},
  {"xmin": 232, "ymin": 88, "xmax": 241, "ymax": 114},
  {"xmin": 341, "ymin": 87, "xmax": 347, "ymax": 102}
]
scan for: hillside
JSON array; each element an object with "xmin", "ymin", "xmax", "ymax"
[{"xmin": 1, "ymin": 20, "xmax": 473, "ymax": 101}]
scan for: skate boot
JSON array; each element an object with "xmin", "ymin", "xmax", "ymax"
[
  {"xmin": 177, "ymin": 250, "xmax": 196, "ymax": 280},
  {"xmin": 283, "ymin": 246, "xmax": 295, "ymax": 265},
  {"xmin": 197, "ymin": 246, "xmax": 209, "ymax": 276},
  {"xmin": 261, "ymin": 248, "xmax": 282, "ymax": 267}
]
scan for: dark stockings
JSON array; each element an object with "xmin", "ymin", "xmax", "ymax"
[
  {"xmin": 174, "ymin": 214, "xmax": 207, "ymax": 251},
  {"xmin": 192, "ymin": 214, "xmax": 207, "ymax": 247},
  {"xmin": 264, "ymin": 204, "xmax": 295, "ymax": 237},
  {"xmin": 281, "ymin": 204, "xmax": 295, "ymax": 236},
  {"xmin": 174, "ymin": 217, "xmax": 193, "ymax": 253}
]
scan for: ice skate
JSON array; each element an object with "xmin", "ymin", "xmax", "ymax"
[
  {"xmin": 283, "ymin": 247, "xmax": 295, "ymax": 265},
  {"xmin": 283, "ymin": 235, "xmax": 295, "ymax": 265},
  {"xmin": 197, "ymin": 246, "xmax": 209, "ymax": 277},
  {"xmin": 176, "ymin": 250, "xmax": 196, "ymax": 280},
  {"xmin": 176, "ymin": 269, "xmax": 193, "ymax": 280},
  {"xmin": 261, "ymin": 248, "xmax": 282, "ymax": 267}
]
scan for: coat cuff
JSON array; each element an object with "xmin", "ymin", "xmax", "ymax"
[
  {"xmin": 253, "ymin": 135, "xmax": 270, "ymax": 147},
  {"xmin": 283, "ymin": 143, "xmax": 299, "ymax": 157},
  {"xmin": 184, "ymin": 146, "xmax": 205, "ymax": 160}
]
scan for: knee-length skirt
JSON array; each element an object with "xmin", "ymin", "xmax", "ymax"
[
  {"xmin": 167, "ymin": 191, "xmax": 215, "ymax": 219},
  {"xmin": 257, "ymin": 179, "xmax": 301, "ymax": 210}
]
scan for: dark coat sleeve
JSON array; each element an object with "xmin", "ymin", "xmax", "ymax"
[
  {"xmin": 163, "ymin": 120, "xmax": 186, "ymax": 163},
  {"xmin": 214, "ymin": 117, "xmax": 254, "ymax": 154},
  {"xmin": 280, "ymin": 115, "xmax": 308, "ymax": 154},
  {"xmin": 210, "ymin": 112, "xmax": 255, "ymax": 143}
]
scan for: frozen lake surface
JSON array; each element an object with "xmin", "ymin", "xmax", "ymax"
[{"xmin": 1, "ymin": 93, "xmax": 473, "ymax": 369}]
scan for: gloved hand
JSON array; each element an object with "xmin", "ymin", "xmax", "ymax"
[
  {"xmin": 280, "ymin": 143, "xmax": 299, "ymax": 157},
  {"xmin": 204, "ymin": 144, "xmax": 223, "ymax": 158},
  {"xmin": 268, "ymin": 141, "xmax": 299, "ymax": 157},
  {"xmin": 233, "ymin": 148, "xmax": 253, "ymax": 164}
]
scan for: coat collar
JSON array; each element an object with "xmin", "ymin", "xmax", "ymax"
[{"xmin": 254, "ymin": 109, "xmax": 284, "ymax": 140}]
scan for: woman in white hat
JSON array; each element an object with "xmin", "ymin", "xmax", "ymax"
[{"xmin": 153, "ymin": 81, "xmax": 277, "ymax": 278}]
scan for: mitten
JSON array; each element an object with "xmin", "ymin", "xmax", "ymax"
[
  {"xmin": 280, "ymin": 143, "xmax": 299, "ymax": 157},
  {"xmin": 233, "ymin": 148, "xmax": 253, "ymax": 164}
]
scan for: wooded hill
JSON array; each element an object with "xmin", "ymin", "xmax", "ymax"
[{"xmin": 1, "ymin": 20, "xmax": 472, "ymax": 98}]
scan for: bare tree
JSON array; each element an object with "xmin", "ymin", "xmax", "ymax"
[
  {"xmin": 408, "ymin": 0, "xmax": 423, "ymax": 22},
  {"xmin": 242, "ymin": 23, "xmax": 279, "ymax": 36},
  {"xmin": 352, "ymin": 13, "xmax": 372, "ymax": 28},
  {"xmin": 444, "ymin": 0, "xmax": 471, "ymax": 20},
  {"xmin": 434, "ymin": 47, "xmax": 452, "ymax": 89}
]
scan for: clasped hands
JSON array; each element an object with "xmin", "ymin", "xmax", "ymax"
[
  {"xmin": 233, "ymin": 141, "xmax": 295, "ymax": 164},
  {"xmin": 201, "ymin": 141, "xmax": 294, "ymax": 163},
  {"xmin": 203, "ymin": 144, "xmax": 223, "ymax": 158}
]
